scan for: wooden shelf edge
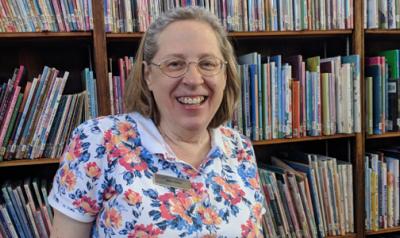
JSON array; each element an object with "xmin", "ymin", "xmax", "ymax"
[
  {"xmin": 0, "ymin": 32, "xmax": 92, "ymax": 38},
  {"xmin": 326, "ymin": 233, "xmax": 357, "ymax": 238},
  {"xmin": 366, "ymin": 226, "xmax": 400, "ymax": 235},
  {"xmin": 229, "ymin": 29, "xmax": 353, "ymax": 37},
  {"xmin": 106, "ymin": 30, "xmax": 353, "ymax": 39},
  {"xmin": 366, "ymin": 132, "xmax": 400, "ymax": 139},
  {"xmin": 252, "ymin": 134, "xmax": 356, "ymax": 146},
  {"xmin": 365, "ymin": 29, "xmax": 400, "ymax": 34},
  {"xmin": 106, "ymin": 32, "xmax": 144, "ymax": 39},
  {"xmin": 0, "ymin": 158, "xmax": 59, "ymax": 167}
]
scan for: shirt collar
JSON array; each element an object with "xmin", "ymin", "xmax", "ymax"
[{"xmin": 131, "ymin": 112, "xmax": 230, "ymax": 159}]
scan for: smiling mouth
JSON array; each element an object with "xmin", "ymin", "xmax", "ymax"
[{"xmin": 177, "ymin": 96, "xmax": 207, "ymax": 105}]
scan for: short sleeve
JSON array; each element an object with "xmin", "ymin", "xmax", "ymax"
[
  {"xmin": 48, "ymin": 120, "xmax": 107, "ymax": 223},
  {"xmin": 237, "ymin": 134, "xmax": 267, "ymax": 215}
]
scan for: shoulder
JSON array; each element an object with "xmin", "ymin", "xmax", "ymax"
[
  {"xmin": 70, "ymin": 113, "xmax": 147, "ymax": 142},
  {"xmin": 216, "ymin": 126, "xmax": 253, "ymax": 149},
  {"xmin": 214, "ymin": 126, "xmax": 255, "ymax": 161}
]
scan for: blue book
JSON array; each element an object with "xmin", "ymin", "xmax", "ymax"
[
  {"xmin": 257, "ymin": 54, "xmax": 263, "ymax": 140},
  {"xmin": 1, "ymin": 186, "xmax": 25, "ymax": 238},
  {"xmin": 270, "ymin": 55, "xmax": 282, "ymax": 138},
  {"xmin": 6, "ymin": 185, "xmax": 32, "ymax": 238},
  {"xmin": 89, "ymin": 70, "xmax": 97, "ymax": 118},
  {"xmin": 67, "ymin": 0, "xmax": 78, "ymax": 30},
  {"xmin": 366, "ymin": 65, "xmax": 383, "ymax": 134},
  {"xmin": 0, "ymin": 205, "xmax": 13, "ymax": 238},
  {"xmin": 285, "ymin": 159, "xmax": 326, "ymax": 238},
  {"xmin": 248, "ymin": 64, "xmax": 258, "ymax": 140}
]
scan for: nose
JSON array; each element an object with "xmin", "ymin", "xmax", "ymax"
[{"xmin": 182, "ymin": 62, "xmax": 204, "ymax": 85}]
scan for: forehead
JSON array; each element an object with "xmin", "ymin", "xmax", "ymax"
[{"xmin": 154, "ymin": 20, "xmax": 223, "ymax": 59}]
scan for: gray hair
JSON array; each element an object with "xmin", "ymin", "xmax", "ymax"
[{"xmin": 142, "ymin": 7, "xmax": 228, "ymax": 62}]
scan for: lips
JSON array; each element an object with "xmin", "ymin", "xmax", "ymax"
[{"xmin": 176, "ymin": 96, "xmax": 207, "ymax": 105}]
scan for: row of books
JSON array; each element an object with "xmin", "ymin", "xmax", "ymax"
[
  {"xmin": 365, "ymin": 148, "xmax": 400, "ymax": 231},
  {"xmin": 364, "ymin": 0, "xmax": 400, "ymax": 29},
  {"xmin": 365, "ymin": 49, "xmax": 400, "ymax": 135},
  {"xmin": 231, "ymin": 53, "xmax": 361, "ymax": 141},
  {"xmin": 0, "ymin": 66, "xmax": 97, "ymax": 161},
  {"xmin": 259, "ymin": 152, "xmax": 354, "ymax": 237},
  {"xmin": 104, "ymin": 0, "xmax": 354, "ymax": 33},
  {"xmin": 0, "ymin": 178, "xmax": 53, "ymax": 238},
  {"xmin": 108, "ymin": 56, "xmax": 134, "ymax": 115},
  {"xmin": 0, "ymin": 0, "xmax": 93, "ymax": 32},
  {"xmin": 41, "ymin": 91, "xmax": 91, "ymax": 159}
]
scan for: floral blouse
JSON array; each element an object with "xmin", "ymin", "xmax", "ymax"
[{"xmin": 48, "ymin": 112, "xmax": 265, "ymax": 237}]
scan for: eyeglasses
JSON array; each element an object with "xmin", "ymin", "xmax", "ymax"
[{"xmin": 150, "ymin": 57, "xmax": 227, "ymax": 78}]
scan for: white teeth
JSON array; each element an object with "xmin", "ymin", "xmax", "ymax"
[{"xmin": 177, "ymin": 96, "xmax": 205, "ymax": 105}]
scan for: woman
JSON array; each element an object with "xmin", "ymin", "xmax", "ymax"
[{"xmin": 49, "ymin": 7, "xmax": 265, "ymax": 237}]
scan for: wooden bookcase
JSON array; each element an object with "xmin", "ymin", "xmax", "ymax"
[{"xmin": 2, "ymin": 0, "xmax": 400, "ymax": 237}]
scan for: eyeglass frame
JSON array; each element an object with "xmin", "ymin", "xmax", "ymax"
[{"xmin": 148, "ymin": 56, "xmax": 228, "ymax": 78}]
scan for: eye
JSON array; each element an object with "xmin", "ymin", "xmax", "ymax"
[
  {"xmin": 199, "ymin": 58, "xmax": 219, "ymax": 71},
  {"xmin": 162, "ymin": 59, "xmax": 186, "ymax": 71}
]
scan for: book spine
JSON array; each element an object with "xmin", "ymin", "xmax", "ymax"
[
  {"xmin": 0, "ymin": 205, "xmax": 18, "ymax": 238},
  {"xmin": 0, "ymin": 91, "xmax": 22, "ymax": 158},
  {"xmin": 0, "ymin": 86, "xmax": 21, "ymax": 152}
]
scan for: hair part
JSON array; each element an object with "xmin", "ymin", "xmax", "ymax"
[{"xmin": 124, "ymin": 7, "xmax": 240, "ymax": 128}]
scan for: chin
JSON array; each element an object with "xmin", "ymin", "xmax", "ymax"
[{"xmin": 179, "ymin": 118, "xmax": 209, "ymax": 131}]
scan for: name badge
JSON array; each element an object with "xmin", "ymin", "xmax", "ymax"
[{"xmin": 153, "ymin": 173, "xmax": 191, "ymax": 190}]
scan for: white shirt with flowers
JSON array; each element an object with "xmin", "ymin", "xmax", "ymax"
[{"xmin": 48, "ymin": 112, "xmax": 265, "ymax": 237}]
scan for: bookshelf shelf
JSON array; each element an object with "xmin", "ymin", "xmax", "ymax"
[
  {"xmin": 252, "ymin": 134, "xmax": 356, "ymax": 146},
  {"xmin": 228, "ymin": 29, "xmax": 353, "ymax": 38},
  {"xmin": 326, "ymin": 234, "xmax": 357, "ymax": 238},
  {"xmin": 366, "ymin": 132, "xmax": 400, "ymax": 139},
  {"xmin": 0, "ymin": 32, "xmax": 92, "ymax": 39},
  {"xmin": 365, "ymin": 29, "xmax": 400, "ymax": 35},
  {"xmin": 0, "ymin": 158, "xmax": 59, "ymax": 168},
  {"xmin": 106, "ymin": 32, "xmax": 143, "ymax": 40},
  {"xmin": 106, "ymin": 30, "xmax": 353, "ymax": 40},
  {"xmin": 365, "ymin": 226, "xmax": 400, "ymax": 235}
]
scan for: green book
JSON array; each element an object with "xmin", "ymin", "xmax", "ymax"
[{"xmin": 377, "ymin": 49, "xmax": 399, "ymax": 80}]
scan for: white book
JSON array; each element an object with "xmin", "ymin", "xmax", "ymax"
[
  {"xmin": 367, "ymin": 0, "xmax": 379, "ymax": 28},
  {"xmin": 379, "ymin": 0, "xmax": 388, "ymax": 28},
  {"xmin": 347, "ymin": 164, "xmax": 354, "ymax": 232}
]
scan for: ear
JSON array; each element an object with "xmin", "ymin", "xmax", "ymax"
[{"xmin": 143, "ymin": 61, "xmax": 153, "ymax": 91}]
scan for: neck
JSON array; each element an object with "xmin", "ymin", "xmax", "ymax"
[
  {"xmin": 158, "ymin": 122, "xmax": 211, "ymax": 168},
  {"xmin": 158, "ymin": 122, "xmax": 209, "ymax": 145}
]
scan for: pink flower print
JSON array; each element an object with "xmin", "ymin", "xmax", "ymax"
[
  {"xmin": 60, "ymin": 166, "xmax": 76, "ymax": 191},
  {"xmin": 124, "ymin": 189, "xmax": 142, "ymax": 206},
  {"xmin": 128, "ymin": 224, "xmax": 162, "ymax": 238},
  {"xmin": 72, "ymin": 195, "xmax": 99, "ymax": 215},
  {"xmin": 85, "ymin": 162, "xmax": 101, "ymax": 179}
]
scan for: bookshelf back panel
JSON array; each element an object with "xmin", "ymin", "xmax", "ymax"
[
  {"xmin": 231, "ymin": 36, "xmax": 351, "ymax": 58},
  {"xmin": 107, "ymin": 41, "xmax": 141, "ymax": 74},
  {"xmin": 365, "ymin": 35, "xmax": 400, "ymax": 56},
  {"xmin": 0, "ymin": 163, "xmax": 59, "ymax": 184},
  {"xmin": 365, "ymin": 137, "xmax": 400, "ymax": 151},
  {"xmin": 0, "ymin": 40, "xmax": 92, "ymax": 94},
  {"xmin": 254, "ymin": 137, "xmax": 356, "ymax": 165}
]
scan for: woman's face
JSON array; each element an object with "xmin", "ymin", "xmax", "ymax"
[{"xmin": 145, "ymin": 20, "xmax": 227, "ymax": 132}]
